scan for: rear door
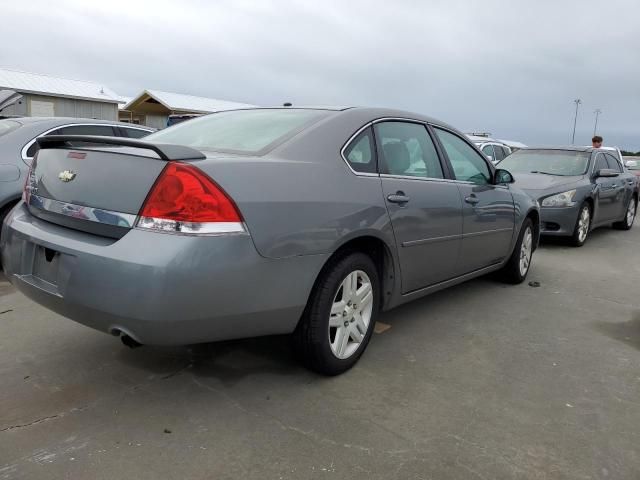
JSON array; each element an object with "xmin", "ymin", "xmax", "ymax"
[
  {"xmin": 605, "ymin": 153, "xmax": 632, "ymax": 220},
  {"xmin": 432, "ymin": 127, "xmax": 516, "ymax": 275},
  {"xmin": 374, "ymin": 120, "xmax": 462, "ymax": 293}
]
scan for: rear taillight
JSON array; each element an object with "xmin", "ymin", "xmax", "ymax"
[
  {"xmin": 22, "ymin": 154, "xmax": 38, "ymax": 204},
  {"xmin": 136, "ymin": 162, "xmax": 244, "ymax": 235}
]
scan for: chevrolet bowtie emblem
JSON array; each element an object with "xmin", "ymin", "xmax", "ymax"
[{"xmin": 58, "ymin": 170, "xmax": 76, "ymax": 182}]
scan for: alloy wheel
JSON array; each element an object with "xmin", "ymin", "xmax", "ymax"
[
  {"xmin": 328, "ymin": 270, "xmax": 374, "ymax": 360},
  {"xmin": 577, "ymin": 207, "xmax": 590, "ymax": 243},
  {"xmin": 519, "ymin": 226, "xmax": 533, "ymax": 276},
  {"xmin": 627, "ymin": 201, "xmax": 636, "ymax": 227}
]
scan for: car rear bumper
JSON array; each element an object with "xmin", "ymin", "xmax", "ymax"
[
  {"xmin": 539, "ymin": 205, "xmax": 580, "ymax": 236},
  {"xmin": 1, "ymin": 203, "xmax": 326, "ymax": 345}
]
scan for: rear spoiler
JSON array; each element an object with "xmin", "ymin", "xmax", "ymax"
[{"xmin": 36, "ymin": 135, "xmax": 206, "ymax": 161}]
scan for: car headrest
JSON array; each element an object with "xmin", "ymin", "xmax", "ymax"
[{"xmin": 383, "ymin": 142, "xmax": 410, "ymax": 175}]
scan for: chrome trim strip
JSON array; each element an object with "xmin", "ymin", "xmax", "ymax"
[
  {"xmin": 339, "ymin": 122, "xmax": 379, "ymax": 177},
  {"xmin": 21, "ymin": 123, "xmax": 154, "ymax": 161},
  {"xmin": 402, "ymin": 234, "xmax": 462, "ymax": 247},
  {"xmin": 401, "ymin": 227, "xmax": 513, "ymax": 248},
  {"xmin": 136, "ymin": 217, "xmax": 246, "ymax": 235},
  {"xmin": 380, "ymin": 173, "xmax": 470, "ymax": 185},
  {"xmin": 462, "ymin": 227, "xmax": 514, "ymax": 238},
  {"xmin": 28, "ymin": 194, "xmax": 137, "ymax": 228}
]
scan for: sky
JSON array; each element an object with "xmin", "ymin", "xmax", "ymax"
[{"xmin": 2, "ymin": 0, "xmax": 639, "ymax": 149}]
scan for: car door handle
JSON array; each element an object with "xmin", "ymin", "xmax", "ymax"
[
  {"xmin": 387, "ymin": 192, "xmax": 410, "ymax": 204},
  {"xmin": 464, "ymin": 195, "xmax": 480, "ymax": 205}
]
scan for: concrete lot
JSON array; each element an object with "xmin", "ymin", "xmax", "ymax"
[{"xmin": 1, "ymin": 226, "xmax": 639, "ymax": 480}]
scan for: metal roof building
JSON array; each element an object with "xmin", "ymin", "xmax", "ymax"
[
  {"xmin": 120, "ymin": 89, "xmax": 255, "ymax": 128},
  {"xmin": 0, "ymin": 68, "xmax": 122, "ymax": 120}
]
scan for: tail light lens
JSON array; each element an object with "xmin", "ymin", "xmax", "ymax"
[
  {"xmin": 136, "ymin": 162, "xmax": 244, "ymax": 235},
  {"xmin": 22, "ymin": 153, "xmax": 38, "ymax": 204}
]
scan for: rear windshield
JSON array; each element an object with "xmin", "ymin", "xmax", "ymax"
[
  {"xmin": 498, "ymin": 149, "xmax": 590, "ymax": 176},
  {"xmin": 146, "ymin": 109, "xmax": 331, "ymax": 154},
  {"xmin": 0, "ymin": 119, "xmax": 20, "ymax": 137}
]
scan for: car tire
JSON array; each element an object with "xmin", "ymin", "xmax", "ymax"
[
  {"xmin": 499, "ymin": 218, "xmax": 534, "ymax": 284},
  {"xmin": 293, "ymin": 252, "xmax": 380, "ymax": 376},
  {"xmin": 613, "ymin": 197, "xmax": 637, "ymax": 230},
  {"xmin": 570, "ymin": 203, "xmax": 591, "ymax": 247}
]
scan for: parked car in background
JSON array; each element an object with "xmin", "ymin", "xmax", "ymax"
[
  {"xmin": 0, "ymin": 117, "xmax": 153, "ymax": 226},
  {"xmin": 623, "ymin": 157, "xmax": 640, "ymax": 177},
  {"xmin": 498, "ymin": 147, "xmax": 638, "ymax": 246},
  {"xmin": 167, "ymin": 113, "xmax": 202, "ymax": 127},
  {"xmin": 1, "ymin": 107, "xmax": 540, "ymax": 375},
  {"xmin": 466, "ymin": 134, "xmax": 512, "ymax": 163}
]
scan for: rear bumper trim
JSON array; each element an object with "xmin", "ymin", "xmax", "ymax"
[{"xmin": 28, "ymin": 194, "xmax": 137, "ymax": 228}]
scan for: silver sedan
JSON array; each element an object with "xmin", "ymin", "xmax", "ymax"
[{"xmin": 1, "ymin": 107, "xmax": 539, "ymax": 375}]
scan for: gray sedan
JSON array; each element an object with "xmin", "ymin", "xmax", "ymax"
[
  {"xmin": 1, "ymin": 107, "xmax": 539, "ymax": 375},
  {"xmin": 0, "ymin": 117, "xmax": 153, "ymax": 226},
  {"xmin": 498, "ymin": 147, "xmax": 638, "ymax": 246}
]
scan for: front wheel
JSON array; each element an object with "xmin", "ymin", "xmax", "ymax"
[
  {"xmin": 293, "ymin": 252, "xmax": 380, "ymax": 376},
  {"xmin": 500, "ymin": 218, "xmax": 534, "ymax": 284},
  {"xmin": 613, "ymin": 198, "xmax": 636, "ymax": 230},
  {"xmin": 570, "ymin": 203, "xmax": 591, "ymax": 247}
]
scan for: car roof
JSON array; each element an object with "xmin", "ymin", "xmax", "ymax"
[{"xmin": 521, "ymin": 146, "xmax": 593, "ymax": 152}]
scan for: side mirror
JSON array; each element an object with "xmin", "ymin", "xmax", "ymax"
[
  {"xmin": 625, "ymin": 160, "xmax": 638, "ymax": 168},
  {"xmin": 494, "ymin": 168, "xmax": 515, "ymax": 184},
  {"xmin": 595, "ymin": 168, "xmax": 619, "ymax": 178}
]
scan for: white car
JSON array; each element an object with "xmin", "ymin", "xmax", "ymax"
[{"xmin": 466, "ymin": 135, "xmax": 512, "ymax": 163}]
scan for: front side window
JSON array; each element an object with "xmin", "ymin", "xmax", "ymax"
[
  {"xmin": 605, "ymin": 153, "xmax": 622, "ymax": 172},
  {"xmin": 594, "ymin": 153, "xmax": 608, "ymax": 172},
  {"xmin": 434, "ymin": 128, "xmax": 491, "ymax": 184},
  {"xmin": 482, "ymin": 144, "xmax": 495, "ymax": 159},
  {"xmin": 146, "ymin": 109, "xmax": 331, "ymax": 154},
  {"xmin": 375, "ymin": 121, "xmax": 443, "ymax": 179},
  {"xmin": 493, "ymin": 145, "xmax": 506, "ymax": 161},
  {"xmin": 343, "ymin": 127, "xmax": 376, "ymax": 173}
]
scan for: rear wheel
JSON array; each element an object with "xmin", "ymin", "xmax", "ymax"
[
  {"xmin": 570, "ymin": 203, "xmax": 591, "ymax": 247},
  {"xmin": 613, "ymin": 197, "xmax": 636, "ymax": 230},
  {"xmin": 500, "ymin": 218, "xmax": 534, "ymax": 284},
  {"xmin": 293, "ymin": 252, "xmax": 379, "ymax": 376}
]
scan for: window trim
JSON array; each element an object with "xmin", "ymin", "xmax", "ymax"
[
  {"xmin": 21, "ymin": 123, "xmax": 153, "ymax": 161},
  {"xmin": 604, "ymin": 152, "xmax": 623, "ymax": 173},
  {"xmin": 340, "ymin": 117, "xmax": 454, "ymax": 179},
  {"xmin": 430, "ymin": 125, "xmax": 496, "ymax": 185},
  {"xmin": 342, "ymin": 125, "xmax": 378, "ymax": 175}
]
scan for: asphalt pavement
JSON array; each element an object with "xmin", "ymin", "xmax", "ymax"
[{"xmin": 1, "ymin": 226, "xmax": 639, "ymax": 479}]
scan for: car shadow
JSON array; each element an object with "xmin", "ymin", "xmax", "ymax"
[
  {"xmin": 593, "ymin": 312, "xmax": 640, "ymax": 351},
  {"xmin": 116, "ymin": 334, "xmax": 306, "ymax": 386}
]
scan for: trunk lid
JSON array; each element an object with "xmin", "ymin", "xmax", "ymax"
[{"xmin": 27, "ymin": 136, "xmax": 205, "ymax": 238}]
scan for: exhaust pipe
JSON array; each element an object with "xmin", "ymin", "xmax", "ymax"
[{"xmin": 121, "ymin": 335, "xmax": 143, "ymax": 349}]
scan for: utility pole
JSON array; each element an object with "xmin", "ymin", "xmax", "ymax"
[
  {"xmin": 593, "ymin": 109, "xmax": 602, "ymax": 136},
  {"xmin": 571, "ymin": 99, "xmax": 582, "ymax": 145}
]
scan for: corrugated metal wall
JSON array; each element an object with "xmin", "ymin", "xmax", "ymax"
[{"xmin": 1, "ymin": 93, "xmax": 117, "ymax": 120}]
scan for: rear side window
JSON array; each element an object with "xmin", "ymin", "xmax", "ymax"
[
  {"xmin": 56, "ymin": 125, "xmax": 117, "ymax": 136},
  {"xmin": 343, "ymin": 127, "xmax": 376, "ymax": 173},
  {"xmin": 375, "ymin": 121, "xmax": 443, "ymax": 179},
  {"xmin": 605, "ymin": 153, "xmax": 622, "ymax": 172},
  {"xmin": 146, "ymin": 109, "xmax": 331, "ymax": 154},
  {"xmin": 434, "ymin": 128, "xmax": 491, "ymax": 185},
  {"xmin": 121, "ymin": 127, "xmax": 151, "ymax": 139}
]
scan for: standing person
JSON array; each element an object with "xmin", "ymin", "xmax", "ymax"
[{"xmin": 592, "ymin": 135, "xmax": 603, "ymax": 148}]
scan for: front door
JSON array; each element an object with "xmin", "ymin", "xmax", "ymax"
[
  {"xmin": 432, "ymin": 127, "xmax": 516, "ymax": 274},
  {"xmin": 592, "ymin": 153, "xmax": 622, "ymax": 223},
  {"xmin": 375, "ymin": 121, "xmax": 463, "ymax": 293}
]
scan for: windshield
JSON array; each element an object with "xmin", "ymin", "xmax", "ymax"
[
  {"xmin": 0, "ymin": 119, "xmax": 20, "ymax": 137},
  {"xmin": 146, "ymin": 109, "xmax": 331, "ymax": 154},
  {"xmin": 498, "ymin": 149, "xmax": 590, "ymax": 176}
]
